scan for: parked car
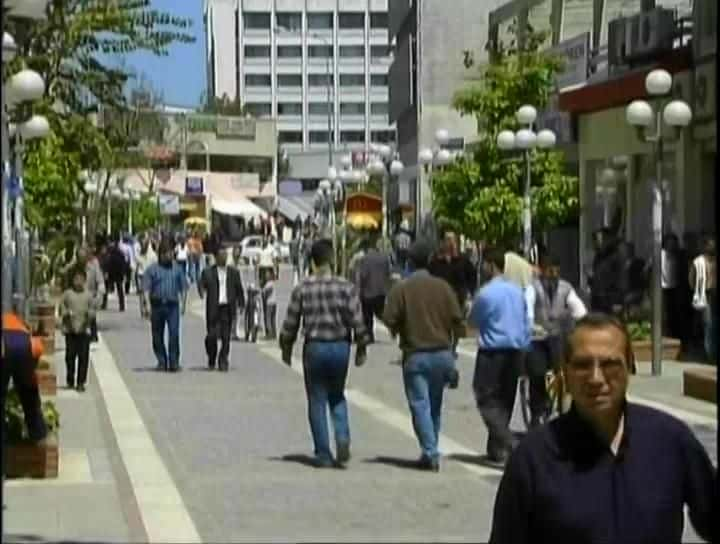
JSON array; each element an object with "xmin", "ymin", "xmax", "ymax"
[{"xmin": 239, "ymin": 235, "xmax": 290, "ymax": 264}]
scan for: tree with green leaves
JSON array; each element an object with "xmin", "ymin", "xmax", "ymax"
[
  {"xmin": 430, "ymin": 23, "xmax": 579, "ymax": 248},
  {"xmin": 4, "ymin": 0, "xmax": 194, "ymax": 240}
]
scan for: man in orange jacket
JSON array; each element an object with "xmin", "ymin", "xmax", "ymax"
[{"xmin": 2, "ymin": 312, "xmax": 48, "ymax": 443}]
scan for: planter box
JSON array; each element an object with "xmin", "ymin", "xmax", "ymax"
[
  {"xmin": 631, "ymin": 338, "xmax": 682, "ymax": 362},
  {"xmin": 36, "ymin": 369, "xmax": 57, "ymax": 396},
  {"xmin": 40, "ymin": 335, "xmax": 55, "ymax": 355},
  {"xmin": 683, "ymin": 368, "xmax": 717, "ymax": 404},
  {"xmin": 5, "ymin": 434, "xmax": 59, "ymax": 479}
]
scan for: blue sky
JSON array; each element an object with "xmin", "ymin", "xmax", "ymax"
[{"xmin": 109, "ymin": 0, "xmax": 206, "ymax": 108}]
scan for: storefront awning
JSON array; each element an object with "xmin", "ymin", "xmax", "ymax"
[
  {"xmin": 276, "ymin": 196, "xmax": 310, "ymax": 220},
  {"xmin": 210, "ymin": 197, "xmax": 267, "ymax": 219}
]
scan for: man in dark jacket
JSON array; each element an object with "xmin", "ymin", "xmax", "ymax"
[
  {"xmin": 429, "ymin": 232, "xmax": 475, "ymax": 311},
  {"xmin": 589, "ymin": 229, "xmax": 623, "ymax": 314},
  {"xmin": 101, "ymin": 237, "xmax": 129, "ymax": 312}
]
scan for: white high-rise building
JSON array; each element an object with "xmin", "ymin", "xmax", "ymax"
[{"xmin": 204, "ymin": 0, "xmax": 394, "ymax": 181}]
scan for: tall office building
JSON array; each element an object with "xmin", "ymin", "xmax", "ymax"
[{"xmin": 204, "ymin": 0, "xmax": 395, "ymax": 183}]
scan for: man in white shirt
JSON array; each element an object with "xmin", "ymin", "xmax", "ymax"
[
  {"xmin": 258, "ymin": 237, "xmax": 277, "ymax": 285},
  {"xmin": 198, "ymin": 249, "xmax": 245, "ymax": 371},
  {"xmin": 176, "ymin": 238, "xmax": 189, "ymax": 281}
]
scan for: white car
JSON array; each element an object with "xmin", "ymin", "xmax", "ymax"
[{"xmin": 239, "ymin": 236, "xmax": 290, "ymax": 264}]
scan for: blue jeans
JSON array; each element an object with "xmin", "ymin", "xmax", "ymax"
[
  {"xmin": 402, "ymin": 350, "xmax": 455, "ymax": 461},
  {"xmin": 150, "ymin": 301, "xmax": 180, "ymax": 369},
  {"xmin": 302, "ymin": 341, "xmax": 351, "ymax": 463}
]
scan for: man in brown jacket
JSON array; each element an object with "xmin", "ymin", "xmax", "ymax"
[{"xmin": 382, "ymin": 240, "xmax": 465, "ymax": 472}]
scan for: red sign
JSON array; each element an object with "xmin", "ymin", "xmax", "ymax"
[{"xmin": 346, "ymin": 193, "xmax": 382, "ymax": 214}]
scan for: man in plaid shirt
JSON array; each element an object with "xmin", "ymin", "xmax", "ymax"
[{"xmin": 280, "ymin": 239, "xmax": 370, "ymax": 468}]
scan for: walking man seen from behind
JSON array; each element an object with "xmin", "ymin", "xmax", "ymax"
[
  {"xmin": 382, "ymin": 240, "xmax": 465, "ymax": 471},
  {"xmin": 142, "ymin": 240, "xmax": 188, "ymax": 372},
  {"xmin": 490, "ymin": 313, "xmax": 716, "ymax": 544},
  {"xmin": 468, "ymin": 248, "xmax": 530, "ymax": 466},
  {"xmin": 279, "ymin": 239, "xmax": 370, "ymax": 469},
  {"xmin": 358, "ymin": 235, "xmax": 392, "ymax": 343},
  {"xmin": 198, "ymin": 248, "xmax": 244, "ymax": 371}
]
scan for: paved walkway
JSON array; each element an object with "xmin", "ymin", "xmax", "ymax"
[{"xmin": 3, "ymin": 266, "xmax": 715, "ymax": 542}]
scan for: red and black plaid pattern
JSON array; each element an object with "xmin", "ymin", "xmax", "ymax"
[{"xmin": 280, "ymin": 274, "xmax": 370, "ymax": 347}]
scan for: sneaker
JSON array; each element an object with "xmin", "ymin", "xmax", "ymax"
[
  {"xmin": 66, "ymin": 382, "xmax": 75, "ymax": 390},
  {"xmin": 336, "ymin": 443, "xmax": 351, "ymax": 464},
  {"xmin": 76, "ymin": 384, "xmax": 86, "ymax": 393},
  {"xmin": 417, "ymin": 456, "xmax": 440, "ymax": 472}
]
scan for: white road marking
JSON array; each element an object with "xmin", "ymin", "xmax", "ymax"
[
  {"xmin": 257, "ymin": 346, "xmax": 501, "ymax": 478},
  {"xmin": 93, "ymin": 334, "xmax": 201, "ymax": 543}
]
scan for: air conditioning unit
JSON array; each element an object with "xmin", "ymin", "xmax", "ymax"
[{"xmin": 625, "ymin": 8, "xmax": 675, "ymax": 62}]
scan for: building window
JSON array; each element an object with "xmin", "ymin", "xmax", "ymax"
[
  {"xmin": 245, "ymin": 45, "xmax": 270, "ymax": 58},
  {"xmin": 370, "ymin": 45, "xmax": 388, "ymax": 58},
  {"xmin": 338, "ymin": 12, "xmax": 364, "ymax": 29},
  {"xmin": 279, "ymin": 131, "xmax": 303, "ymax": 144},
  {"xmin": 341, "ymin": 130, "xmax": 365, "ymax": 143},
  {"xmin": 277, "ymin": 45, "xmax": 302, "ymax": 58},
  {"xmin": 309, "ymin": 131, "xmax": 334, "ymax": 143},
  {"xmin": 277, "ymin": 74, "xmax": 302, "ymax": 87},
  {"xmin": 309, "ymin": 102, "xmax": 333, "ymax": 115},
  {"xmin": 278, "ymin": 103, "xmax": 302, "ymax": 115},
  {"xmin": 308, "ymin": 45, "xmax": 333, "ymax": 58},
  {"xmin": 244, "ymin": 12, "xmax": 270, "ymax": 30},
  {"xmin": 340, "ymin": 102, "xmax": 365, "ymax": 115},
  {"xmin": 371, "ymin": 102, "xmax": 389, "ymax": 115},
  {"xmin": 370, "ymin": 12, "xmax": 388, "ymax": 29},
  {"xmin": 340, "ymin": 45, "xmax": 364, "ymax": 58},
  {"xmin": 245, "ymin": 74, "xmax": 271, "ymax": 87},
  {"xmin": 307, "ymin": 12, "xmax": 333, "ymax": 30},
  {"xmin": 370, "ymin": 74, "xmax": 389, "ymax": 86},
  {"xmin": 309, "ymin": 74, "xmax": 333, "ymax": 86},
  {"xmin": 276, "ymin": 12, "xmax": 302, "ymax": 31},
  {"xmin": 340, "ymin": 73, "xmax": 365, "ymax": 86},
  {"xmin": 371, "ymin": 130, "xmax": 395, "ymax": 143},
  {"xmin": 245, "ymin": 103, "xmax": 271, "ymax": 116}
]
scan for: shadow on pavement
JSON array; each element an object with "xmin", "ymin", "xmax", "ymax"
[
  {"xmin": 364, "ymin": 455, "xmax": 424, "ymax": 471},
  {"xmin": 132, "ymin": 366, "xmax": 166, "ymax": 373},
  {"xmin": 3, "ymin": 536, "xmax": 117, "ymax": 544},
  {"xmin": 268, "ymin": 454, "xmax": 320, "ymax": 468},
  {"xmin": 188, "ymin": 366, "xmax": 214, "ymax": 372},
  {"xmin": 446, "ymin": 453, "xmax": 506, "ymax": 472}
]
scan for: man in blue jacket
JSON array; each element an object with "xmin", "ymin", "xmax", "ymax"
[{"xmin": 468, "ymin": 247, "xmax": 530, "ymax": 465}]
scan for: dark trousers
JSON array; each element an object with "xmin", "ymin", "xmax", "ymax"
[
  {"xmin": 65, "ymin": 333, "xmax": 91, "ymax": 387},
  {"xmin": 124, "ymin": 267, "xmax": 133, "ymax": 294},
  {"xmin": 103, "ymin": 277, "xmax": 125, "ymax": 311},
  {"xmin": 150, "ymin": 301, "xmax": 180, "ymax": 370},
  {"xmin": 89, "ymin": 316, "xmax": 98, "ymax": 342},
  {"xmin": 205, "ymin": 305, "xmax": 232, "ymax": 370},
  {"xmin": 526, "ymin": 339, "xmax": 560, "ymax": 426},
  {"xmin": 361, "ymin": 295, "xmax": 385, "ymax": 341},
  {"xmin": 1, "ymin": 348, "xmax": 47, "ymax": 443},
  {"xmin": 473, "ymin": 349, "xmax": 524, "ymax": 460}
]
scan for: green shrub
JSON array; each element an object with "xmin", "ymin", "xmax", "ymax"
[
  {"xmin": 4, "ymin": 388, "xmax": 60, "ymax": 442},
  {"xmin": 627, "ymin": 320, "xmax": 651, "ymax": 342}
]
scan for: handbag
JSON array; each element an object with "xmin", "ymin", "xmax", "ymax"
[{"xmin": 692, "ymin": 257, "xmax": 707, "ymax": 311}]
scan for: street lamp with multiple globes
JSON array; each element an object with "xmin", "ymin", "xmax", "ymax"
[
  {"xmin": 2, "ymin": 30, "xmax": 51, "ymax": 317},
  {"xmin": 418, "ymin": 128, "xmax": 454, "ymax": 242},
  {"xmin": 496, "ymin": 105, "xmax": 557, "ymax": 260},
  {"xmin": 625, "ymin": 68, "xmax": 693, "ymax": 377},
  {"xmin": 367, "ymin": 143, "xmax": 404, "ymax": 242}
]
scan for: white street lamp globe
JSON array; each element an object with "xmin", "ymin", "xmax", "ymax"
[
  {"xmin": 645, "ymin": 69, "xmax": 672, "ymax": 97},
  {"xmin": 111, "ymin": 187, "xmax": 123, "ymax": 199},
  {"xmin": 663, "ymin": 100, "xmax": 693, "ymax": 127},
  {"xmin": 8, "ymin": 69, "xmax": 45, "ymax": 102},
  {"xmin": 3, "ymin": 32, "xmax": 17, "ymax": 62},
  {"xmin": 368, "ymin": 159, "xmax": 386, "ymax": 176},
  {"xmin": 8, "ymin": 123, "xmax": 16, "ymax": 138},
  {"xmin": 435, "ymin": 149, "xmax": 452, "ymax": 166},
  {"xmin": 318, "ymin": 179, "xmax": 332, "ymax": 192},
  {"xmin": 352, "ymin": 170, "xmax": 365, "ymax": 183},
  {"xmin": 339, "ymin": 169, "xmax": 354, "ymax": 183},
  {"xmin": 496, "ymin": 130, "xmax": 516, "ymax": 150},
  {"xmin": 626, "ymin": 100, "xmax": 654, "ymax": 127},
  {"xmin": 536, "ymin": 129, "xmax": 556, "ymax": 149},
  {"xmin": 418, "ymin": 147, "xmax": 434, "ymax": 165},
  {"xmin": 389, "ymin": 160, "xmax": 404, "ymax": 176},
  {"xmin": 377, "ymin": 144, "xmax": 393, "ymax": 160},
  {"xmin": 514, "ymin": 128, "xmax": 537, "ymax": 150},
  {"xmin": 83, "ymin": 182, "xmax": 98, "ymax": 194},
  {"xmin": 328, "ymin": 166, "xmax": 338, "ymax": 181},
  {"xmin": 600, "ymin": 167, "xmax": 618, "ymax": 184},
  {"xmin": 516, "ymin": 105, "xmax": 538, "ymax": 125},
  {"xmin": 435, "ymin": 128, "xmax": 450, "ymax": 146},
  {"xmin": 341, "ymin": 155, "xmax": 352, "ymax": 169},
  {"xmin": 19, "ymin": 114, "xmax": 50, "ymax": 139}
]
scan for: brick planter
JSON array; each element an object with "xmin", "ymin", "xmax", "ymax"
[
  {"xmin": 36, "ymin": 369, "xmax": 57, "ymax": 396},
  {"xmin": 5, "ymin": 434, "xmax": 59, "ymax": 479},
  {"xmin": 683, "ymin": 368, "xmax": 717, "ymax": 403},
  {"xmin": 631, "ymin": 338, "xmax": 682, "ymax": 362}
]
